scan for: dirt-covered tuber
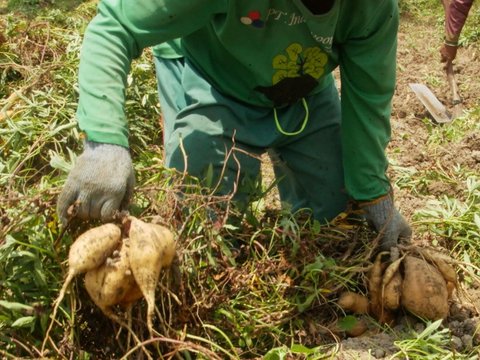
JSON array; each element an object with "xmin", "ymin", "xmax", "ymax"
[
  {"xmin": 127, "ymin": 216, "xmax": 176, "ymax": 335},
  {"xmin": 337, "ymin": 246, "xmax": 457, "ymax": 334}
]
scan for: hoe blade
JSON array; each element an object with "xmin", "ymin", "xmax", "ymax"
[{"xmin": 409, "ymin": 83, "xmax": 452, "ymax": 123}]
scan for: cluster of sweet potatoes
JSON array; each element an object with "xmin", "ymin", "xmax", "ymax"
[
  {"xmin": 45, "ymin": 216, "xmax": 176, "ymax": 342},
  {"xmin": 337, "ymin": 246, "xmax": 457, "ymax": 336}
]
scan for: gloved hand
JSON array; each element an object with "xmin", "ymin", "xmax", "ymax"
[
  {"xmin": 57, "ymin": 141, "xmax": 135, "ymax": 225},
  {"xmin": 359, "ymin": 192, "xmax": 412, "ymax": 251}
]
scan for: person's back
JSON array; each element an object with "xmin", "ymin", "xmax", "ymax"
[{"xmin": 57, "ymin": 0, "xmax": 412, "ymax": 252}]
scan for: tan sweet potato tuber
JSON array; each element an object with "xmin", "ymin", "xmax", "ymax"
[
  {"xmin": 382, "ymin": 256, "xmax": 405, "ymax": 289},
  {"xmin": 127, "ymin": 216, "xmax": 176, "ymax": 335},
  {"xmin": 67, "ymin": 223, "xmax": 122, "ymax": 276},
  {"xmin": 416, "ymin": 248, "xmax": 457, "ymax": 296},
  {"xmin": 380, "ymin": 254, "xmax": 405, "ymax": 312},
  {"xmin": 401, "ymin": 255, "xmax": 449, "ymax": 320},
  {"xmin": 59, "ymin": 223, "xmax": 122, "ymax": 309},
  {"xmin": 43, "ymin": 223, "xmax": 122, "ymax": 352},
  {"xmin": 340, "ymin": 247, "xmax": 455, "ymax": 328},
  {"xmin": 382, "ymin": 270, "xmax": 403, "ymax": 310},
  {"xmin": 119, "ymin": 281, "xmax": 144, "ymax": 308},
  {"xmin": 368, "ymin": 252, "xmax": 389, "ymax": 305},
  {"xmin": 368, "ymin": 251, "xmax": 394, "ymax": 323},
  {"xmin": 337, "ymin": 292, "xmax": 370, "ymax": 315},
  {"xmin": 84, "ymin": 238, "xmax": 136, "ymax": 320}
]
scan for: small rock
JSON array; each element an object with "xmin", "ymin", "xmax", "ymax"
[
  {"xmin": 471, "ymin": 150, "xmax": 480, "ymax": 162},
  {"xmin": 449, "ymin": 320, "xmax": 460, "ymax": 329},
  {"xmin": 461, "ymin": 334, "xmax": 473, "ymax": 349},
  {"xmin": 414, "ymin": 322, "xmax": 425, "ymax": 333},
  {"xmin": 473, "ymin": 333, "xmax": 480, "ymax": 346},
  {"xmin": 451, "ymin": 336, "xmax": 463, "ymax": 350},
  {"xmin": 374, "ymin": 348, "xmax": 386, "ymax": 358},
  {"xmin": 463, "ymin": 319, "xmax": 477, "ymax": 334}
]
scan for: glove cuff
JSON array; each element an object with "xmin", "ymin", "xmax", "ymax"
[
  {"xmin": 357, "ymin": 190, "xmax": 393, "ymax": 209},
  {"xmin": 84, "ymin": 140, "xmax": 129, "ymax": 153},
  {"xmin": 357, "ymin": 191, "xmax": 396, "ymax": 229}
]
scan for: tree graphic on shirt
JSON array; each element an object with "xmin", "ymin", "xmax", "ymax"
[{"xmin": 255, "ymin": 43, "xmax": 328, "ymax": 106}]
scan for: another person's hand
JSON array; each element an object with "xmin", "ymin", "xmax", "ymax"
[
  {"xmin": 440, "ymin": 43, "xmax": 458, "ymax": 63},
  {"xmin": 57, "ymin": 141, "xmax": 135, "ymax": 225},
  {"xmin": 359, "ymin": 192, "xmax": 412, "ymax": 251}
]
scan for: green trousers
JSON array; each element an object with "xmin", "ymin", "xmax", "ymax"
[{"xmin": 154, "ymin": 56, "xmax": 348, "ymax": 222}]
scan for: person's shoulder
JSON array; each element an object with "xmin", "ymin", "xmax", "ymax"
[
  {"xmin": 338, "ymin": 0, "xmax": 396, "ymax": 13},
  {"xmin": 335, "ymin": 0, "xmax": 397, "ymax": 40}
]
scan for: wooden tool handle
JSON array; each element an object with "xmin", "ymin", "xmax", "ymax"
[{"xmin": 445, "ymin": 61, "xmax": 461, "ymax": 104}]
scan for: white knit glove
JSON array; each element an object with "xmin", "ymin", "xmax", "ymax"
[
  {"xmin": 359, "ymin": 192, "xmax": 412, "ymax": 251},
  {"xmin": 57, "ymin": 141, "xmax": 135, "ymax": 225}
]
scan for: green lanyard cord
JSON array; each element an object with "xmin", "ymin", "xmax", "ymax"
[{"xmin": 274, "ymin": 97, "xmax": 309, "ymax": 136}]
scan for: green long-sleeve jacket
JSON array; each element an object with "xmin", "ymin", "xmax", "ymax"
[{"xmin": 77, "ymin": 0, "xmax": 398, "ymax": 201}]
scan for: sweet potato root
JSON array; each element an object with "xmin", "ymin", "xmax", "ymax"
[
  {"xmin": 84, "ymin": 238, "xmax": 136, "ymax": 320},
  {"xmin": 43, "ymin": 223, "xmax": 122, "ymax": 351},
  {"xmin": 337, "ymin": 292, "xmax": 370, "ymax": 315},
  {"xmin": 368, "ymin": 251, "xmax": 394, "ymax": 323},
  {"xmin": 383, "ymin": 270, "xmax": 403, "ymax": 310},
  {"xmin": 401, "ymin": 256, "xmax": 449, "ymax": 320},
  {"xmin": 127, "ymin": 216, "xmax": 176, "ymax": 335}
]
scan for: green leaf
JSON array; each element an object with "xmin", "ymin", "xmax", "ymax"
[
  {"xmin": 291, "ymin": 343, "xmax": 316, "ymax": 354},
  {"xmin": 474, "ymin": 213, "xmax": 480, "ymax": 231},
  {"xmin": 296, "ymin": 293, "xmax": 316, "ymax": 313},
  {"xmin": 205, "ymin": 163, "xmax": 214, "ymax": 188},
  {"xmin": 223, "ymin": 224, "xmax": 239, "ymax": 231},
  {"xmin": 263, "ymin": 346, "xmax": 288, "ymax": 360},
  {"xmin": 11, "ymin": 316, "xmax": 36, "ymax": 328},
  {"xmin": 337, "ymin": 315, "xmax": 358, "ymax": 331},
  {"xmin": 0, "ymin": 300, "xmax": 34, "ymax": 312},
  {"xmin": 49, "ymin": 149, "xmax": 74, "ymax": 173}
]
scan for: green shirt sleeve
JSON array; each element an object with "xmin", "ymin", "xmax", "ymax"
[
  {"xmin": 338, "ymin": 0, "xmax": 398, "ymax": 201},
  {"xmin": 76, "ymin": 0, "xmax": 223, "ymax": 147}
]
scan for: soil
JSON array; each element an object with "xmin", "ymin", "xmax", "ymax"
[{"xmin": 330, "ymin": 9, "xmax": 480, "ymax": 359}]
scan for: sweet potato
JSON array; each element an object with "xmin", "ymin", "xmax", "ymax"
[
  {"xmin": 380, "ymin": 254, "xmax": 405, "ymax": 311},
  {"xmin": 337, "ymin": 292, "xmax": 370, "ymax": 315},
  {"xmin": 84, "ymin": 238, "xmax": 136, "ymax": 320},
  {"xmin": 382, "ymin": 255, "xmax": 405, "ymax": 289},
  {"xmin": 368, "ymin": 252, "xmax": 389, "ymax": 319},
  {"xmin": 42, "ymin": 223, "xmax": 122, "ymax": 351},
  {"xmin": 382, "ymin": 270, "xmax": 403, "ymax": 310},
  {"xmin": 417, "ymin": 248, "xmax": 457, "ymax": 289},
  {"xmin": 368, "ymin": 251, "xmax": 396, "ymax": 324},
  {"xmin": 57, "ymin": 223, "xmax": 122, "ymax": 306},
  {"xmin": 119, "ymin": 282, "xmax": 144, "ymax": 308},
  {"xmin": 127, "ymin": 216, "xmax": 176, "ymax": 335},
  {"xmin": 401, "ymin": 256, "xmax": 449, "ymax": 320},
  {"xmin": 67, "ymin": 223, "xmax": 122, "ymax": 274}
]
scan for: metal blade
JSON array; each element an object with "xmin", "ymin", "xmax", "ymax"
[{"xmin": 409, "ymin": 83, "xmax": 452, "ymax": 123}]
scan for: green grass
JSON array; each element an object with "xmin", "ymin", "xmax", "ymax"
[
  {"xmin": 392, "ymin": 320, "xmax": 479, "ymax": 360},
  {"xmin": 4, "ymin": 0, "xmax": 86, "ymax": 14}
]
